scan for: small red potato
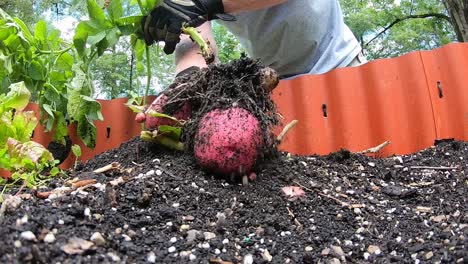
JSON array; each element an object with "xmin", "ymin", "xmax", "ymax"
[{"xmin": 194, "ymin": 107, "xmax": 263, "ymax": 176}]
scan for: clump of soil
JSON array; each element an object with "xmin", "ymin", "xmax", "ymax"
[
  {"xmin": 0, "ymin": 138, "xmax": 466, "ymax": 263},
  {"xmin": 161, "ymin": 55, "xmax": 280, "ymax": 157}
]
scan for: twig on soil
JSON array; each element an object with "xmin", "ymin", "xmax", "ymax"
[
  {"xmin": 14, "ymin": 182, "xmax": 26, "ymax": 196},
  {"xmin": 407, "ymin": 181, "xmax": 434, "ymax": 187},
  {"xmin": 358, "ymin": 141, "xmax": 390, "ymax": 154},
  {"xmin": 286, "ymin": 207, "xmax": 303, "ymax": 229},
  {"xmin": 292, "ymin": 180, "xmax": 350, "ymax": 207},
  {"xmin": 276, "ymin": 120, "xmax": 299, "ymax": 143},
  {"xmin": 410, "ymin": 166, "xmax": 458, "ymax": 170},
  {"xmin": 34, "ymin": 191, "xmax": 52, "ymax": 199},
  {"xmin": 93, "ymin": 162, "xmax": 120, "ymax": 173},
  {"xmin": 71, "ymin": 179, "xmax": 97, "ymax": 189}
]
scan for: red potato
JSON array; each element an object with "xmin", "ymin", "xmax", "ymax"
[
  {"xmin": 136, "ymin": 94, "xmax": 192, "ymax": 130},
  {"xmin": 194, "ymin": 107, "xmax": 263, "ymax": 176}
]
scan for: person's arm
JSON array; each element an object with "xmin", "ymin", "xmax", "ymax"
[
  {"xmin": 175, "ymin": 22, "xmax": 217, "ymax": 74},
  {"xmin": 175, "ymin": 0, "xmax": 287, "ymax": 74},
  {"xmin": 223, "ymin": 0, "xmax": 286, "ymax": 13}
]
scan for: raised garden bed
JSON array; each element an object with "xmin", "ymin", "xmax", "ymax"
[{"xmin": 0, "ymin": 138, "xmax": 466, "ymax": 263}]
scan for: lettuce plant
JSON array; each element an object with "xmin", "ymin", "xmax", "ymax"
[{"xmin": 0, "ymin": 82, "xmax": 60, "ymax": 187}]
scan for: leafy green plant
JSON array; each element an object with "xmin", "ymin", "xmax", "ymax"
[
  {"xmin": 71, "ymin": 144, "xmax": 82, "ymax": 169},
  {"xmin": 0, "ymin": 82, "xmax": 61, "ymax": 188},
  {"xmin": 0, "ymin": 8, "xmax": 103, "ymax": 148}
]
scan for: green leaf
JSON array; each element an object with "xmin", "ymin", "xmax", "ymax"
[
  {"xmin": 34, "ymin": 20, "xmax": 47, "ymax": 41},
  {"xmin": 77, "ymin": 116, "xmax": 96, "ymax": 148},
  {"xmin": 87, "ymin": 0, "xmax": 108, "ymax": 27},
  {"xmin": 0, "ymin": 53, "xmax": 13, "ymax": 74},
  {"xmin": 108, "ymin": 0, "xmax": 123, "ymax": 21},
  {"xmin": 126, "ymin": 103, "xmax": 145, "ymax": 113},
  {"xmin": 73, "ymin": 22, "xmax": 91, "ymax": 57},
  {"xmin": 10, "ymin": 111, "xmax": 38, "ymax": 142},
  {"xmin": 42, "ymin": 104, "xmax": 54, "ymax": 117},
  {"xmin": 2, "ymin": 81, "xmax": 31, "ymax": 112},
  {"xmin": 28, "ymin": 60, "xmax": 44, "ymax": 80},
  {"xmin": 71, "ymin": 144, "xmax": 81, "ymax": 158},
  {"xmin": 49, "ymin": 166, "xmax": 60, "ymax": 176},
  {"xmin": 146, "ymin": 110, "xmax": 178, "ymax": 122},
  {"xmin": 56, "ymin": 52, "xmax": 74, "ymax": 70},
  {"xmin": 13, "ymin": 17, "xmax": 34, "ymax": 42},
  {"xmin": 87, "ymin": 30, "xmax": 107, "ymax": 45},
  {"xmin": 6, "ymin": 138, "xmax": 53, "ymax": 171},
  {"xmin": 53, "ymin": 111, "xmax": 68, "ymax": 144},
  {"xmin": 158, "ymin": 125, "xmax": 182, "ymax": 140},
  {"xmin": 105, "ymin": 27, "xmax": 121, "ymax": 48}
]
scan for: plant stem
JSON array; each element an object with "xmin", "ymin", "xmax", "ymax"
[
  {"xmin": 37, "ymin": 46, "xmax": 72, "ymax": 55},
  {"xmin": 140, "ymin": 131, "xmax": 184, "ymax": 151},
  {"xmin": 182, "ymin": 26, "xmax": 215, "ymax": 64},
  {"xmin": 143, "ymin": 45, "xmax": 151, "ymax": 106}
]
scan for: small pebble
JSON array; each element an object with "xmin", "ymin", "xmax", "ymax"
[
  {"xmin": 204, "ymin": 232, "xmax": 216, "ymax": 240},
  {"xmin": 189, "ymin": 254, "xmax": 197, "ymax": 261},
  {"xmin": 367, "ymin": 245, "xmax": 381, "ymax": 255},
  {"xmin": 168, "ymin": 246, "xmax": 176, "ymax": 253},
  {"xmin": 84, "ymin": 208, "xmax": 91, "ymax": 217},
  {"xmin": 20, "ymin": 231, "xmax": 36, "ymax": 241},
  {"xmin": 180, "ymin": 225, "xmax": 190, "ymax": 231},
  {"xmin": 364, "ymin": 252, "xmax": 370, "ymax": 260},
  {"xmin": 368, "ymin": 162, "xmax": 376, "ymax": 167},
  {"xmin": 170, "ymin": 237, "xmax": 177, "ymax": 243},
  {"xmin": 58, "ymin": 219, "xmax": 64, "ymax": 225},
  {"xmin": 147, "ymin": 252, "xmax": 156, "ymax": 263},
  {"xmin": 243, "ymin": 254, "xmax": 254, "ymax": 264},
  {"xmin": 201, "ymin": 242, "xmax": 210, "ymax": 249},
  {"xmin": 43, "ymin": 233, "xmax": 56, "ymax": 243},
  {"xmin": 331, "ymin": 245, "xmax": 345, "ymax": 257},
  {"xmin": 305, "ymin": 246, "xmax": 313, "ymax": 252},
  {"xmin": 90, "ymin": 232, "xmax": 106, "ymax": 246},
  {"xmin": 172, "ymin": 203, "xmax": 180, "ymax": 208},
  {"xmin": 156, "ymin": 170, "xmax": 163, "ymax": 176},
  {"xmin": 222, "ymin": 238, "xmax": 229, "ymax": 244},
  {"xmin": 146, "ymin": 170, "xmax": 155, "ymax": 176},
  {"xmin": 14, "ymin": 240, "xmax": 22, "ymax": 248},
  {"xmin": 214, "ymin": 248, "xmax": 221, "ymax": 255},
  {"xmin": 166, "ymin": 222, "xmax": 173, "ymax": 227},
  {"xmin": 424, "ymin": 251, "xmax": 434, "ymax": 260},
  {"xmin": 107, "ymin": 252, "xmax": 121, "ymax": 262}
]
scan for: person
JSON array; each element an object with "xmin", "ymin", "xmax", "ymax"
[{"xmin": 141, "ymin": 0, "xmax": 366, "ymax": 80}]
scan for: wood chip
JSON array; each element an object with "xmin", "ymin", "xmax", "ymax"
[
  {"xmin": 71, "ymin": 179, "xmax": 97, "ymax": 189},
  {"xmin": 431, "ymin": 215, "xmax": 449, "ymax": 223},
  {"xmin": 93, "ymin": 162, "xmax": 120, "ymax": 173},
  {"xmin": 209, "ymin": 258, "xmax": 233, "ymax": 264},
  {"xmin": 416, "ymin": 206, "xmax": 432, "ymax": 213}
]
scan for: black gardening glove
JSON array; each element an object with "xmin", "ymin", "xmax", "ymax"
[{"xmin": 142, "ymin": 0, "xmax": 236, "ymax": 54}]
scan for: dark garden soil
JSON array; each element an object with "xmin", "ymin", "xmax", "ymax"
[{"xmin": 0, "ymin": 138, "xmax": 466, "ymax": 264}]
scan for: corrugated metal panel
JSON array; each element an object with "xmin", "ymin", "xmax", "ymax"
[
  {"xmin": 6, "ymin": 43, "xmax": 466, "ymax": 173},
  {"xmin": 419, "ymin": 44, "xmax": 468, "ymax": 141},
  {"xmin": 272, "ymin": 50, "xmax": 437, "ymax": 156}
]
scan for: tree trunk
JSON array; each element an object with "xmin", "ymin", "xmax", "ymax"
[{"xmin": 443, "ymin": 0, "xmax": 468, "ymax": 42}]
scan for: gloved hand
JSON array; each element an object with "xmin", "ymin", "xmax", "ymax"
[
  {"xmin": 136, "ymin": 66, "xmax": 200, "ymax": 130},
  {"xmin": 141, "ymin": 0, "xmax": 235, "ymax": 54}
]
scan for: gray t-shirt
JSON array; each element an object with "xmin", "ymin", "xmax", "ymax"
[{"xmin": 218, "ymin": 0, "xmax": 361, "ymax": 79}]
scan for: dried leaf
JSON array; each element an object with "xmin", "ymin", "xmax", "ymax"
[{"xmin": 282, "ymin": 186, "xmax": 305, "ymax": 198}]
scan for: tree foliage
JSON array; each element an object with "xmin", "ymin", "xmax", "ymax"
[{"xmin": 340, "ymin": 0, "xmax": 457, "ymax": 59}]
